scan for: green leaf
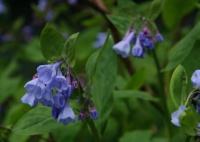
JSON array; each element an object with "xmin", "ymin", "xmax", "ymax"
[
  {"xmin": 114, "ymin": 90, "xmax": 159, "ymax": 102},
  {"xmin": 147, "ymin": 0, "xmax": 162, "ymax": 20},
  {"xmin": 85, "ymin": 50, "xmax": 100, "ymax": 82},
  {"xmin": 40, "ymin": 23, "xmax": 66, "ymax": 62},
  {"xmin": 162, "ymin": 0, "xmax": 197, "ymax": 29},
  {"xmin": 179, "ymin": 107, "xmax": 198, "ymax": 136},
  {"xmin": 107, "ymin": 15, "xmax": 132, "ymax": 34},
  {"xmin": 119, "ymin": 130, "xmax": 152, "ymax": 142},
  {"xmin": 85, "ymin": 32, "xmax": 110, "ymax": 83},
  {"xmin": 124, "ymin": 68, "xmax": 146, "ymax": 90},
  {"xmin": 12, "ymin": 107, "xmax": 70, "ymax": 135},
  {"xmin": 62, "ymin": 32, "xmax": 79, "ymax": 67},
  {"xmin": 163, "ymin": 22, "xmax": 200, "ymax": 71},
  {"xmin": 92, "ymin": 36, "xmax": 117, "ymax": 135},
  {"xmin": 170, "ymin": 65, "xmax": 188, "ymax": 108}
]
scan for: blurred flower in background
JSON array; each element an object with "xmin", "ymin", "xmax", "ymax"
[{"xmin": 93, "ymin": 32, "xmax": 107, "ymax": 49}]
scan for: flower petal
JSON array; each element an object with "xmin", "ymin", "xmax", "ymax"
[
  {"xmin": 171, "ymin": 105, "xmax": 187, "ymax": 127},
  {"xmin": 21, "ymin": 93, "xmax": 38, "ymax": 107},
  {"xmin": 58, "ymin": 102, "xmax": 76, "ymax": 125}
]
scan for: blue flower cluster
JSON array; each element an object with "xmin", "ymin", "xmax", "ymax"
[
  {"xmin": 21, "ymin": 61, "xmax": 98, "ymax": 125},
  {"xmin": 21, "ymin": 62, "xmax": 77, "ymax": 125},
  {"xmin": 113, "ymin": 26, "xmax": 163, "ymax": 58}
]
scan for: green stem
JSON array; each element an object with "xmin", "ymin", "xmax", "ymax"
[
  {"xmin": 152, "ymin": 50, "xmax": 172, "ymax": 138},
  {"xmin": 86, "ymin": 118, "xmax": 101, "ymax": 142}
]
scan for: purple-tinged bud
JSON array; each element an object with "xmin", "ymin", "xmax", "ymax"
[
  {"xmin": 90, "ymin": 107, "xmax": 98, "ymax": 120},
  {"xmin": 72, "ymin": 81, "xmax": 78, "ymax": 89},
  {"xmin": 156, "ymin": 33, "xmax": 164, "ymax": 42},
  {"xmin": 66, "ymin": 75, "xmax": 71, "ymax": 85},
  {"xmin": 78, "ymin": 112, "xmax": 85, "ymax": 121},
  {"xmin": 32, "ymin": 73, "xmax": 38, "ymax": 80}
]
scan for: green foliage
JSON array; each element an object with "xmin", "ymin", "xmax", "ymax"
[
  {"xmin": 92, "ymin": 36, "xmax": 117, "ymax": 135},
  {"xmin": 162, "ymin": 0, "xmax": 197, "ymax": 29},
  {"xmin": 163, "ymin": 22, "xmax": 200, "ymax": 71},
  {"xmin": 119, "ymin": 130, "xmax": 152, "ymax": 142},
  {"xmin": 40, "ymin": 23, "xmax": 66, "ymax": 62},
  {"xmin": 179, "ymin": 107, "xmax": 199, "ymax": 136},
  {"xmin": 12, "ymin": 107, "xmax": 67, "ymax": 135},
  {"xmin": 114, "ymin": 90, "xmax": 159, "ymax": 102},
  {"xmin": 62, "ymin": 32, "xmax": 79, "ymax": 67},
  {"xmin": 170, "ymin": 65, "xmax": 188, "ymax": 108}
]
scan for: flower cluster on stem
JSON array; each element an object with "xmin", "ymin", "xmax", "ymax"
[{"xmin": 113, "ymin": 18, "xmax": 163, "ymax": 58}]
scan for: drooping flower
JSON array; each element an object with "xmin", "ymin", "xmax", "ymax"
[
  {"xmin": 49, "ymin": 70, "xmax": 68, "ymax": 92},
  {"xmin": 57, "ymin": 102, "xmax": 76, "ymax": 125},
  {"xmin": 171, "ymin": 105, "xmax": 187, "ymax": 126},
  {"xmin": 37, "ymin": 0, "xmax": 48, "ymax": 11},
  {"xmin": 156, "ymin": 32, "xmax": 164, "ymax": 42},
  {"xmin": 37, "ymin": 62, "xmax": 61, "ymax": 84},
  {"xmin": 21, "ymin": 93, "xmax": 38, "ymax": 107},
  {"xmin": 113, "ymin": 31, "xmax": 135, "ymax": 58},
  {"xmin": 22, "ymin": 78, "xmax": 45, "ymax": 107},
  {"xmin": 93, "ymin": 32, "xmax": 107, "ymax": 49},
  {"xmin": 53, "ymin": 92, "xmax": 65, "ymax": 108},
  {"xmin": 191, "ymin": 70, "xmax": 200, "ymax": 88},
  {"xmin": 39, "ymin": 87, "xmax": 54, "ymax": 107},
  {"xmin": 132, "ymin": 37, "xmax": 145, "ymax": 58}
]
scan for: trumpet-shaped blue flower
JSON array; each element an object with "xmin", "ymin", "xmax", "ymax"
[
  {"xmin": 191, "ymin": 70, "xmax": 200, "ymax": 88},
  {"xmin": 57, "ymin": 102, "xmax": 76, "ymax": 125},
  {"xmin": 21, "ymin": 93, "xmax": 38, "ymax": 107},
  {"xmin": 53, "ymin": 92, "xmax": 65, "ymax": 108},
  {"xmin": 132, "ymin": 37, "xmax": 145, "ymax": 58},
  {"xmin": 49, "ymin": 70, "xmax": 68, "ymax": 92},
  {"xmin": 37, "ymin": 62, "xmax": 61, "ymax": 84},
  {"xmin": 22, "ymin": 78, "xmax": 45, "ymax": 106},
  {"xmin": 63, "ymin": 85, "xmax": 72, "ymax": 98},
  {"xmin": 171, "ymin": 105, "xmax": 187, "ymax": 126},
  {"xmin": 113, "ymin": 31, "xmax": 135, "ymax": 58},
  {"xmin": 40, "ymin": 87, "xmax": 54, "ymax": 107}
]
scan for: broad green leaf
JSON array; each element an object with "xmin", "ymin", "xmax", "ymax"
[
  {"xmin": 12, "ymin": 107, "xmax": 71, "ymax": 135},
  {"xmin": 182, "ymin": 40, "xmax": 200, "ymax": 84},
  {"xmin": 85, "ymin": 50, "xmax": 100, "ymax": 82},
  {"xmin": 116, "ymin": 0, "xmax": 139, "ymax": 17},
  {"xmin": 62, "ymin": 32, "xmax": 79, "ymax": 67},
  {"xmin": 162, "ymin": 0, "xmax": 197, "ymax": 29},
  {"xmin": 179, "ymin": 107, "xmax": 198, "ymax": 136},
  {"xmin": 119, "ymin": 130, "xmax": 152, "ymax": 142},
  {"xmin": 107, "ymin": 15, "xmax": 132, "ymax": 34},
  {"xmin": 53, "ymin": 123, "xmax": 82, "ymax": 142},
  {"xmin": 170, "ymin": 65, "xmax": 188, "ymax": 108},
  {"xmin": 163, "ymin": 22, "xmax": 200, "ymax": 71},
  {"xmin": 147, "ymin": 0, "xmax": 162, "ymax": 20},
  {"xmin": 85, "ymin": 32, "xmax": 110, "ymax": 82},
  {"xmin": 124, "ymin": 68, "xmax": 146, "ymax": 90},
  {"xmin": 40, "ymin": 23, "xmax": 65, "ymax": 62},
  {"xmin": 114, "ymin": 90, "xmax": 159, "ymax": 102},
  {"xmin": 92, "ymin": 36, "xmax": 117, "ymax": 135}
]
